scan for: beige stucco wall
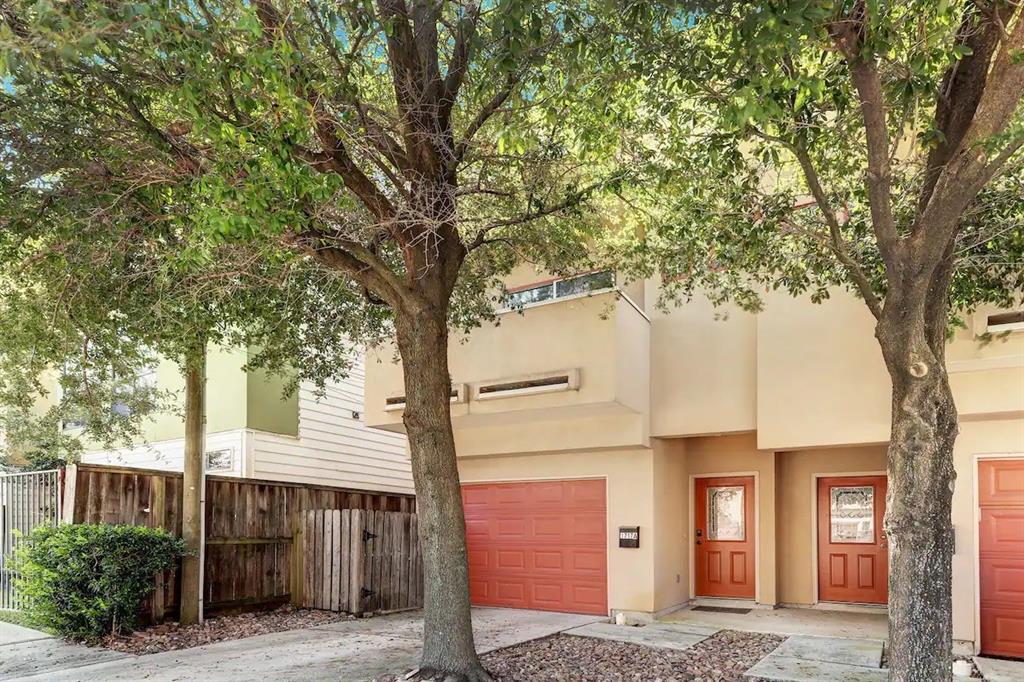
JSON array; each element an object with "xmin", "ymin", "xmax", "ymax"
[
  {"xmin": 365, "ymin": 290, "xmax": 651, "ymax": 454},
  {"xmin": 950, "ymin": 417, "xmax": 1024, "ymax": 647},
  {"xmin": 456, "ymin": 448, "xmax": 657, "ymax": 614},
  {"xmin": 774, "ymin": 445, "xmax": 888, "ymax": 606},
  {"xmin": 756, "ymin": 290, "xmax": 1024, "ymax": 451},
  {"xmin": 647, "ymin": 289, "xmax": 757, "ymax": 437},
  {"xmin": 756, "ymin": 290, "xmax": 891, "ymax": 450},
  {"xmin": 652, "ymin": 438, "xmax": 689, "ymax": 612},
  {"xmin": 683, "ymin": 433, "xmax": 778, "ymax": 606}
]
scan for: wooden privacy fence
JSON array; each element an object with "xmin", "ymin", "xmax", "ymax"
[
  {"xmin": 300, "ymin": 509, "xmax": 422, "ymax": 615},
  {"xmin": 1, "ymin": 470, "xmax": 62, "ymax": 611},
  {"xmin": 64, "ymin": 463, "xmax": 415, "ymax": 620}
]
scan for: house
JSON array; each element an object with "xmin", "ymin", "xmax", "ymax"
[
  {"xmin": 364, "ymin": 265, "xmax": 1024, "ymax": 658},
  {"xmin": 81, "ymin": 346, "xmax": 412, "ymax": 495}
]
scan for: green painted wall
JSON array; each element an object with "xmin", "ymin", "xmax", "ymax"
[
  {"xmin": 245, "ymin": 347, "xmax": 299, "ymax": 438},
  {"xmin": 57, "ymin": 344, "xmax": 300, "ymax": 450}
]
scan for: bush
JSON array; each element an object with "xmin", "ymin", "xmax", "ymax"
[{"xmin": 14, "ymin": 523, "xmax": 185, "ymax": 641}]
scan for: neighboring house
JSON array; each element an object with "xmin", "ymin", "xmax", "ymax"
[
  {"xmin": 365, "ymin": 265, "xmax": 1024, "ymax": 658},
  {"xmin": 82, "ymin": 347, "xmax": 412, "ymax": 495}
]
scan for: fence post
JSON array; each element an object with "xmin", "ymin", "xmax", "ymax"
[
  {"xmin": 349, "ymin": 509, "xmax": 365, "ymax": 615},
  {"xmin": 290, "ymin": 509, "xmax": 305, "ymax": 607},
  {"xmin": 60, "ymin": 464, "xmax": 77, "ymax": 524},
  {"xmin": 151, "ymin": 475, "xmax": 167, "ymax": 622}
]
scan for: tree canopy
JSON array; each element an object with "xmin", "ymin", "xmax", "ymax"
[{"xmin": 605, "ymin": 0, "xmax": 1023, "ymax": 319}]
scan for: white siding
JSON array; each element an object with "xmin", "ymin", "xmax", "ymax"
[
  {"xmin": 81, "ymin": 429, "xmax": 246, "ymax": 477},
  {"xmin": 251, "ymin": 358, "xmax": 413, "ymax": 494}
]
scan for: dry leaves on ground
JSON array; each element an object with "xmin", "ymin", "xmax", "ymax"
[{"xmin": 102, "ymin": 605, "xmax": 353, "ymax": 655}]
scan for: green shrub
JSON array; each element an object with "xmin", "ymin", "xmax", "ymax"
[{"xmin": 14, "ymin": 523, "xmax": 185, "ymax": 641}]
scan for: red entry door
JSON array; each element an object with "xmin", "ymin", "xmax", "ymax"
[
  {"xmin": 817, "ymin": 475, "xmax": 888, "ymax": 604},
  {"xmin": 979, "ymin": 459, "xmax": 1024, "ymax": 659},
  {"xmin": 695, "ymin": 476, "xmax": 755, "ymax": 599}
]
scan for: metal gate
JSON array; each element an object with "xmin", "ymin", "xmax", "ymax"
[{"xmin": 1, "ymin": 469, "xmax": 62, "ymax": 610}]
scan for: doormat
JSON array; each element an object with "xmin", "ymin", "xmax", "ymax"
[{"xmin": 692, "ymin": 606, "xmax": 751, "ymax": 614}]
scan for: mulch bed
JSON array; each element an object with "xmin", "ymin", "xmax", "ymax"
[
  {"xmin": 379, "ymin": 629, "xmax": 784, "ymax": 681},
  {"xmin": 102, "ymin": 605, "xmax": 354, "ymax": 655}
]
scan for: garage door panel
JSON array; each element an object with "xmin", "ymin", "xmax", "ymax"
[
  {"xmin": 981, "ymin": 560, "xmax": 1024, "ymax": 606},
  {"xmin": 980, "ymin": 459, "xmax": 1024, "ymax": 659},
  {"xmin": 470, "ymin": 546, "xmax": 605, "ymax": 577},
  {"xmin": 463, "ymin": 479, "xmax": 607, "ymax": 615}
]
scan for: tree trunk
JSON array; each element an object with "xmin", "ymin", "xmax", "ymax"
[
  {"xmin": 395, "ymin": 309, "xmax": 490, "ymax": 682},
  {"xmin": 878, "ymin": 312, "xmax": 958, "ymax": 682},
  {"xmin": 179, "ymin": 343, "xmax": 206, "ymax": 626}
]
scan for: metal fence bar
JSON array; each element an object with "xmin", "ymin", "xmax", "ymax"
[{"xmin": 0, "ymin": 469, "xmax": 61, "ymax": 611}]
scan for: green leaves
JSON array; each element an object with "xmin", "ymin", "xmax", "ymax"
[{"xmin": 14, "ymin": 523, "xmax": 185, "ymax": 640}]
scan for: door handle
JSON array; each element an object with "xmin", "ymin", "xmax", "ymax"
[{"xmin": 695, "ymin": 540, "xmax": 702, "ymax": 545}]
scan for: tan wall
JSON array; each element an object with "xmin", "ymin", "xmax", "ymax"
[
  {"xmin": 456, "ymin": 448, "xmax": 657, "ymax": 613},
  {"xmin": 774, "ymin": 445, "xmax": 888, "ymax": 605},
  {"xmin": 365, "ymin": 290, "xmax": 651, "ymax": 454},
  {"xmin": 652, "ymin": 438, "xmax": 689, "ymax": 611},
  {"xmin": 755, "ymin": 290, "xmax": 1024, "ymax": 451},
  {"xmin": 756, "ymin": 290, "xmax": 891, "ymax": 450},
  {"xmin": 683, "ymin": 433, "xmax": 777, "ymax": 606},
  {"xmin": 950, "ymin": 417, "xmax": 1024, "ymax": 647},
  {"xmin": 647, "ymin": 288, "xmax": 757, "ymax": 437}
]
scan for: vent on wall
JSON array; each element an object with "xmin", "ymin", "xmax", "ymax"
[
  {"xmin": 475, "ymin": 369, "xmax": 580, "ymax": 401},
  {"xmin": 384, "ymin": 384, "xmax": 467, "ymax": 412},
  {"xmin": 987, "ymin": 310, "xmax": 1024, "ymax": 333}
]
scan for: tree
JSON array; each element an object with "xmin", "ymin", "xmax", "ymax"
[
  {"xmin": 1, "ymin": 2, "xmax": 617, "ymax": 677},
  {"xmin": 1, "ymin": 72, "xmax": 377, "ymax": 624},
  {"xmin": 611, "ymin": 2, "xmax": 1024, "ymax": 680}
]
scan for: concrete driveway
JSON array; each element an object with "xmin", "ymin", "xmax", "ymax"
[{"xmin": 3, "ymin": 608, "xmax": 601, "ymax": 682}]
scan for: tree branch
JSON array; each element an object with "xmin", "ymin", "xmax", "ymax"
[
  {"xmin": 828, "ymin": 4, "xmax": 901, "ymax": 268},
  {"xmin": 751, "ymin": 126, "xmax": 884, "ymax": 318},
  {"xmin": 452, "ymin": 70, "xmax": 521, "ymax": 169},
  {"xmin": 440, "ymin": 2, "xmax": 482, "ymax": 127}
]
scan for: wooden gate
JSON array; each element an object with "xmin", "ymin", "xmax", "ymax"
[
  {"xmin": 300, "ymin": 509, "xmax": 421, "ymax": 615},
  {"xmin": 1, "ymin": 470, "xmax": 62, "ymax": 611}
]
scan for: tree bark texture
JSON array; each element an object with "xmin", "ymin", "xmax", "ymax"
[
  {"xmin": 877, "ymin": 295, "xmax": 958, "ymax": 682},
  {"xmin": 179, "ymin": 345, "xmax": 206, "ymax": 626},
  {"xmin": 395, "ymin": 308, "xmax": 490, "ymax": 682}
]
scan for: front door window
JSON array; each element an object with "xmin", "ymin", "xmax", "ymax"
[
  {"xmin": 707, "ymin": 486, "xmax": 745, "ymax": 541},
  {"xmin": 829, "ymin": 485, "xmax": 875, "ymax": 543}
]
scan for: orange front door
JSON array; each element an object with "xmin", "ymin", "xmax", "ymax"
[
  {"xmin": 461, "ymin": 479, "xmax": 607, "ymax": 615},
  {"xmin": 979, "ymin": 459, "xmax": 1024, "ymax": 659},
  {"xmin": 695, "ymin": 476, "xmax": 755, "ymax": 599},
  {"xmin": 817, "ymin": 475, "xmax": 888, "ymax": 604}
]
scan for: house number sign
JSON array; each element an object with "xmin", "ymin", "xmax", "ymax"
[{"xmin": 618, "ymin": 526, "xmax": 640, "ymax": 548}]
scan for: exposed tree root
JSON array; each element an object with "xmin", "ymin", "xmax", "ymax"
[{"xmin": 402, "ymin": 665, "xmax": 495, "ymax": 682}]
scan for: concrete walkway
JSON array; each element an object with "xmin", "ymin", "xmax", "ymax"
[
  {"xmin": 744, "ymin": 635, "xmax": 887, "ymax": 681},
  {"xmin": 1, "ymin": 622, "xmax": 131, "ymax": 682},
  {"xmin": 662, "ymin": 605, "xmax": 889, "ymax": 641},
  {"xmin": 975, "ymin": 656, "xmax": 1024, "ymax": 682},
  {"xmin": 3, "ymin": 608, "xmax": 599, "ymax": 682}
]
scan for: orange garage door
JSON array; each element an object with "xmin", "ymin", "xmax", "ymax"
[
  {"xmin": 462, "ymin": 479, "xmax": 607, "ymax": 615},
  {"xmin": 979, "ymin": 459, "xmax": 1024, "ymax": 659}
]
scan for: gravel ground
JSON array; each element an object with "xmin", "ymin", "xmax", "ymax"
[
  {"xmin": 102, "ymin": 605, "xmax": 354, "ymax": 655},
  {"xmin": 377, "ymin": 630, "xmax": 784, "ymax": 681}
]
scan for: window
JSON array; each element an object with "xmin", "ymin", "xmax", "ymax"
[
  {"xmin": 830, "ymin": 486, "xmax": 874, "ymax": 543},
  {"xmin": 111, "ymin": 366, "xmax": 157, "ymax": 417},
  {"xmin": 707, "ymin": 486, "xmax": 745, "ymax": 541},
  {"xmin": 505, "ymin": 270, "xmax": 614, "ymax": 309},
  {"xmin": 987, "ymin": 310, "xmax": 1024, "ymax": 333},
  {"xmin": 205, "ymin": 448, "xmax": 233, "ymax": 472}
]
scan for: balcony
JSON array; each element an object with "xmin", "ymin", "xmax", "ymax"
[{"xmin": 364, "ymin": 289, "xmax": 650, "ymax": 456}]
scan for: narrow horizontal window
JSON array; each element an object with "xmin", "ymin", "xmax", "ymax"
[
  {"xmin": 987, "ymin": 310, "xmax": 1024, "ymax": 329},
  {"xmin": 504, "ymin": 270, "xmax": 613, "ymax": 309},
  {"xmin": 478, "ymin": 374, "xmax": 570, "ymax": 396}
]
